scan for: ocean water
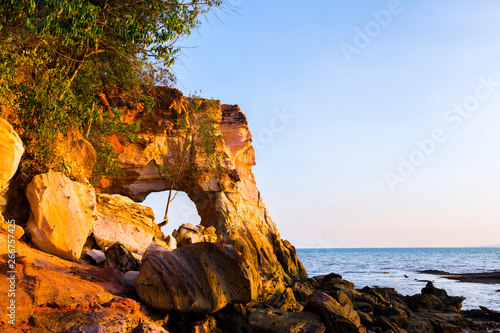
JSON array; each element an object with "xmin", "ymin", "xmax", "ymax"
[{"xmin": 296, "ymin": 247, "xmax": 500, "ymax": 311}]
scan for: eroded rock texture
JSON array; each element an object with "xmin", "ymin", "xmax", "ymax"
[
  {"xmin": 103, "ymin": 88, "xmax": 307, "ymax": 306},
  {"xmin": 136, "ymin": 242, "xmax": 258, "ymax": 313},
  {"xmin": 94, "ymin": 193, "xmax": 162, "ymax": 254}
]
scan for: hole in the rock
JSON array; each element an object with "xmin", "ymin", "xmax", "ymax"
[{"xmin": 142, "ymin": 190, "xmax": 201, "ymax": 237}]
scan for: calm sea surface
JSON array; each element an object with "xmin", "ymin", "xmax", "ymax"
[{"xmin": 296, "ymin": 247, "xmax": 500, "ymax": 311}]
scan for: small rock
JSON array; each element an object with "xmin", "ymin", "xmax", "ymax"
[
  {"xmin": 422, "ymin": 282, "xmax": 448, "ymax": 297},
  {"xmin": 104, "ymin": 243, "xmax": 141, "ymax": 273},
  {"xmin": 85, "ymin": 249, "xmax": 106, "ymax": 265},
  {"xmin": 123, "ymin": 271, "xmax": 140, "ymax": 288}
]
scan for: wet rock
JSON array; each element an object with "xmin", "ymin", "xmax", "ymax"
[
  {"xmin": 94, "ymin": 193, "xmax": 162, "ymax": 254},
  {"xmin": 136, "ymin": 242, "xmax": 258, "ymax": 313},
  {"xmin": 25, "ymin": 171, "xmax": 95, "ymax": 261},
  {"xmin": 307, "ymin": 291, "xmax": 366, "ymax": 333},
  {"xmin": 422, "ymin": 281, "xmax": 448, "ymax": 297},
  {"xmin": 104, "ymin": 243, "xmax": 141, "ymax": 273},
  {"xmin": 248, "ymin": 308, "xmax": 325, "ymax": 333}
]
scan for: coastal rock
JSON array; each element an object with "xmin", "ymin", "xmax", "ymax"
[
  {"xmin": 94, "ymin": 193, "xmax": 161, "ymax": 253},
  {"xmin": 248, "ymin": 308, "xmax": 326, "ymax": 333},
  {"xmin": 0, "ymin": 117, "xmax": 23, "ymax": 188},
  {"xmin": 25, "ymin": 171, "xmax": 95, "ymax": 261},
  {"xmin": 422, "ymin": 281, "xmax": 448, "ymax": 297},
  {"xmin": 104, "ymin": 92, "xmax": 307, "ymax": 304},
  {"xmin": 307, "ymin": 291, "xmax": 366, "ymax": 333},
  {"xmin": 104, "ymin": 243, "xmax": 142, "ymax": 273},
  {"xmin": 136, "ymin": 242, "xmax": 258, "ymax": 313},
  {"xmin": 172, "ymin": 223, "xmax": 217, "ymax": 247},
  {"xmin": 0, "ymin": 232, "xmax": 135, "ymax": 328}
]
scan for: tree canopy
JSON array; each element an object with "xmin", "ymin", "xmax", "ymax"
[{"xmin": 0, "ymin": 0, "xmax": 222, "ymax": 183}]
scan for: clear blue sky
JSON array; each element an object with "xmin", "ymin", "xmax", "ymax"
[{"xmin": 143, "ymin": 0, "xmax": 500, "ymax": 248}]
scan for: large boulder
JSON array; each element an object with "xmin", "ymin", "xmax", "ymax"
[
  {"xmin": 0, "ymin": 118, "xmax": 23, "ymax": 188},
  {"xmin": 136, "ymin": 242, "xmax": 259, "ymax": 313},
  {"xmin": 307, "ymin": 291, "xmax": 366, "ymax": 333},
  {"xmin": 25, "ymin": 171, "xmax": 95, "ymax": 261},
  {"xmin": 94, "ymin": 193, "xmax": 161, "ymax": 253}
]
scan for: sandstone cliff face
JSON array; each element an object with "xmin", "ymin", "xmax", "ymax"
[{"xmin": 103, "ymin": 88, "xmax": 307, "ymax": 305}]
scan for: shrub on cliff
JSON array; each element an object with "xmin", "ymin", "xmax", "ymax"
[{"xmin": 0, "ymin": 0, "xmax": 222, "ymax": 183}]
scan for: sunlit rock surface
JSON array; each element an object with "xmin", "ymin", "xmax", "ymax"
[
  {"xmin": 94, "ymin": 193, "xmax": 162, "ymax": 253},
  {"xmin": 25, "ymin": 171, "xmax": 95, "ymax": 261},
  {"xmin": 103, "ymin": 88, "xmax": 307, "ymax": 304}
]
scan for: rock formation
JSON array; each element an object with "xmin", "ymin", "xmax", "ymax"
[
  {"xmin": 25, "ymin": 171, "xmax": 96, "ymax": 261},
  {"xmin": 94, "ymin": 193, "xmax": 162, "ymax": 254},
  {"xmin": 102, "ymin": 88, "xmax": 306, "ymax": 306},
  {"xmin": 137, "ymin": 242, "xmax": 258, "ymax": 313},
  {"xmin": 0, "ymin": 87, "xmax": 499, "ymax": 332}
]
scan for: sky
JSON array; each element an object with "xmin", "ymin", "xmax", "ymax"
[{"xmin": 143, "ymin": 0, "xmax": 500, "ymax": 248}]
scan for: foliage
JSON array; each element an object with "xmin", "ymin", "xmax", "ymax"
[
  {"xmin": 0, "ymin": 0, "xmax": 222, "ymax": 181},
  {"xmin": 158, "ymin": 93, "xmax": 223, "ymax": 225}
]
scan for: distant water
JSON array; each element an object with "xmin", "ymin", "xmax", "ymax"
[{"xmin": 296, "ymin": 247, "xmax": 500, "ymax": 311}]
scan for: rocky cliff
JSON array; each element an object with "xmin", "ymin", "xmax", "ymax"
[{"xmin": 0, "ymin": 88, "xmax": 499, "ymax": 332}]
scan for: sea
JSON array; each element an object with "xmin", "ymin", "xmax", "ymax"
[{"xmin": 296, "ymin": 247, "xmax": 500, "ymax": 311}]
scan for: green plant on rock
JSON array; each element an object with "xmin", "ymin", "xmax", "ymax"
[
  {"xmin": 0, "ymin": 0, "xmax": 223, "ymax": 182},
  {"xmin": 158, "ymin": 93, "xmax": 223, "ymax": 227}
]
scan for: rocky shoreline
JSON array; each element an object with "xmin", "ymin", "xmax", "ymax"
[
  {"xmin": 0, "ymin": 88, "xmax": 499, "ymax": 332},
  {"xmin": 420, "ymin": 270, "xmax": 500, "ymax": 285}
]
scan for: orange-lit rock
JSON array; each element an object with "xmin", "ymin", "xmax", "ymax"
[
  {"xmin": 104, "ymin": 88, "xmax": 307, "ymax": 304},
  {"xmin": 136, "ymin": 242, "xmax": 259, "ymax": 313},
  {"xmin": 0, "ymin": 232, "xmax": 162, "ymax": 331},
  {"xmin": 25, "ymin": 171, "xmax": 95, "ymax": 261},
  {"xmin": 53, "ymin": 127, "xmax": 96, "ymax": 181},
  {"xmin": 0, "ymin": 117, "xmax": 23, "ymax": 187},
  {"xmin": 94, "ymin": 193, "xmax": 162, "ymax": 253}
]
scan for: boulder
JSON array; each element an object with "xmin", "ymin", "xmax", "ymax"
[
  {"xmin": 94, "ymin": 193, "xmax": 161, "ymax": 253},
  {"xmin": 0, "ymin": 118, "xmax": 23, "ymax": 188},
  {"xmin": 307, "ymin": 291, "xmax": 366, "ymax": 333},
  {"xmin": 248, "ymin": 308, "xmax": 325, "ymax": 333},
  {"xmin": 25, "ymin": 171, "xmax": 95, "ymax": 261},
  {"xmin": 422, "ymin": 282, "xmax": 448, "ymax": 297},
  {"xmin": 172, "ymin": 223, "xmax": 217, "ymax": 247},
  {"xmin": 136, "ymin": 242, "xmax": 258, "ymax": 313}
]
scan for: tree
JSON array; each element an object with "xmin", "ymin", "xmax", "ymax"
[
  {"xmin": 0, "ymin": 0, "xmax": 223, "ymax": 181},
  {"xmin": 157, "ymin": 94, "xmax": 222, "ymax": 227}
]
